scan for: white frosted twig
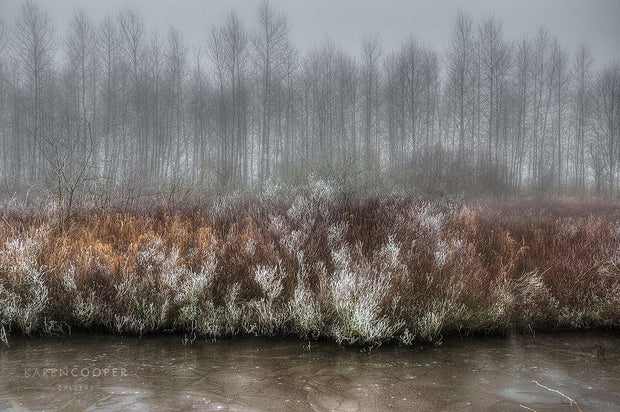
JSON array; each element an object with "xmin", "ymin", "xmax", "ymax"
[
  {"xmin": 0, "ymin": 325, "xmax": 8, "ymax": 347},
  {"xmin": 532, "ymin": 380, "xmax": 583, "ymax": 412}
]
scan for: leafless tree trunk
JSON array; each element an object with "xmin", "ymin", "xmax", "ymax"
[
  {"xmin": 11, "ymin": 0, "xmax": 55, "ymax": 183},
  {"xmin": 362, "ymin": 35, "xmax": 382, "ymax": 170}
]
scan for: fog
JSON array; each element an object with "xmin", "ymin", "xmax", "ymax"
[
  {"xmin": 1, "ymin": 5, "xmax": 620, "ymax": 411},
  {"xmin": 1, "ymin": 0, "xmax": 619, "ymax": 64},
  {"xmin": 0, "ymin": 0, "xmax": 619, "ymax": 204}
]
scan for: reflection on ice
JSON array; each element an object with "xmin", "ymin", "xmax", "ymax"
[{"xmin": 0, "ymin": 332, "xmax": 618, "ymax": 411}]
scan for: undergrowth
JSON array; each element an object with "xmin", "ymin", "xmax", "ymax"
[{"xmin": 1, "ymin": 182, "xmax": 619, "ymax": 346}]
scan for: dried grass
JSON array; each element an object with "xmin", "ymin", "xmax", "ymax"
[{"xmin": 1, "ymin": 187, "xmax": 619, "ymax": 345}]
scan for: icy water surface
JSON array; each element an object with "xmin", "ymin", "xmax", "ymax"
[{"xmin": 0, "ymin": 332, "xmax": 618, "ymax": 411}]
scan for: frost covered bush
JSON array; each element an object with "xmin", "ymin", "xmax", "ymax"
[
  {"xmin": 289, "ymin": 278, "xmax": 322, "ymax": 338},
  {"xmin": 288, "ymin": 255, "xmax": 323, "ymax": 338},
  {"xmin": 248, "ymin": 263, "xmax": 288, "ymax": 335},
  {"xmin": 417, "ymin": 298, "xmax": 465, "ymax": 342},
  {"xmin": 224, "ymin": 283, "xmax": 245, "ymax": 336},
  {"xmin": 1, "ymin": 196, "xmax": 619, "ymax": 345},
  {"xmin": 414, "ymin": 202, "xmax": 447, "ymax": 235},
  {"xmin": 288, "ymin": 176, "xmax": 335, "ymax": 225},
  {"xmin": 326, "ymin": 245, "xmax": 404, "ymax": 345},
  {"xmin": 61, "ymin": 264, "xmax": 102, "ymax": 329},
  {"xmin": 254, "ymin": 262, "xmax": 284, "ymax": 303},
  {"xmin": 327, "ymin": 222, "xmax": 347, "ymax": 249},
  {"xmin": 111, "ymin": 242, "xmax": 172, "ymax": 334},
  {"xmin": 0, "ymin": 228, "xmax": 50, "ymax": 336},
  {"xmin": 174, "ymin": 254, "xmax": 221, "ymax": 337}
]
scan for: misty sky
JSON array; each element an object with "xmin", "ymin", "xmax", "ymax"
[{"xmin": 1, "ymin": 0, "xmax": 619, "ymax": 65}]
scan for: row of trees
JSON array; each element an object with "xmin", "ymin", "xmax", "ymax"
[{"xmin": 0, "ymin": 1, "xmax": 619, "ymax": 198}]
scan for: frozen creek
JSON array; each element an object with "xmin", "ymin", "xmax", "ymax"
[{"xmin": 0, "ymin": 332, "xmax": 618, "ymax": 411}]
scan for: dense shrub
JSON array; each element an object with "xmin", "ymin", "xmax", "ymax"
[{"xmin": 1, "ymin": 184, "xmax": 619, "ymax": 346}]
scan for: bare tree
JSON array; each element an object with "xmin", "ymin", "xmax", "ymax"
[
  {"xmin": 252, "ymin": 0, "xmax": 290, "ymax": 183},
  {"xmin": 65, "ymin": 9, "xmax": 97, "ymax": 171},
  {"xmin": 361, "ymin": 34, "xmax": 382, "ymax": 169},
  {"xmin": 11, "ymin": 0, "xmax": 55, "ymax": 182},
  {"xmin": 0, "ymin": 20, "xmax": 10, "ymax": 186},
  {"xmin": 97, "ymin": 15, "xmax": 121, "ymax": 183},
  {"xmin": 188, "ymin": 46, "xmax": 213, "ymax": 187},
  {"xmin": 164, "ymin": 27, "xmax": 187, "ymax": 182},
  {"xmin": 549, "ymin": 37, "xmax": 570, "ymax": 190},
  {"xmin": 478, "ymin": 16, "xmax": 511, "ymax": 177},
  {"xmin": 446, "ymin": 11, "xmax": 475, "ymax": 160},
  {"xmin": 209, "ymin": 13, "xmax": 249, "ymax": 188},
  {"xmin": 118, "ymin": 7, "xmax": 146, "ymax": 182},
  {"xmin": 43, "ymin": 119, "xmax": 100, "ymax": 231},
  {"xmin": 572, "ymin": 44, "xmax": 593, "ymax": 191},
  {"xmin": 1, "ymin": 1, "xmax": 619, "ymax": 200},
  {"xmin": 512, "ymin": 37, "xmax": 532, "ymax": 189},
  {"xmin": 530, "ymin": 28, "xmax": 548, "ymax": 187},
  {"xmin": 591, "ymin": 63, "xmax": 620, "ymax": 195}
]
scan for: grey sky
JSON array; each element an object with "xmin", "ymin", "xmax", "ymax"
[{"xmin": 1, "ymin": 0, "xmax": 619, "ymax": 65}]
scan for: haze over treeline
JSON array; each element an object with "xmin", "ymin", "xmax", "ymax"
[{"xmin": 0, "ymin": 0, "xmax": 619, "ymax": 199}]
